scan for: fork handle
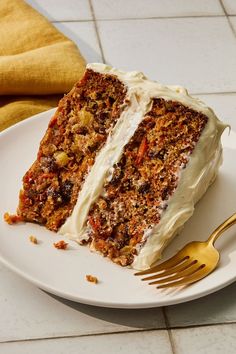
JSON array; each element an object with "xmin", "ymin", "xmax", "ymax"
[{"xmin": 207, "ymin": 212, "xmax": 236, "ymax": 245}]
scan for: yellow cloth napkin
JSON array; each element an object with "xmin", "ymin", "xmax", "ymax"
[{"xmin": 0, "ymin": 0, "xmax": 86, "ymax": 131}]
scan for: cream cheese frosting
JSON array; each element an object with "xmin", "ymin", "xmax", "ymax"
[{"xmin": 59, "ymin": 63, "xmax": 226, "ymax": 270}]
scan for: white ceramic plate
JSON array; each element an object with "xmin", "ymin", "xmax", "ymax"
[{"xmin": 0, "ymin": 109, "xmax": 236, "ymax": 308}]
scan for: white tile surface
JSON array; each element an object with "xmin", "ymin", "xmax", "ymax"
[
  {"xmin": 0, "ymin": 265, "xmax": 165, "ymax": 342},
  {"xmin": 26, "ymin": 0, "xmax": 92, "ymax": 21},
  {"xmin": 92, "ymin": 0, "xmax": 223, "ymax": 19},
  {"xmin": 172, "ymin": 324, "xmax": 236, "ymax": 354},
  {"xmin": 0, "ymin": 330, "xmax": 173, "ymax": 354},
  {"xmin": 98, "ymin": 17, "xmax": 236, "ymax": 93},
  {"xmin": 223, "ymin": 0, "xmax": 236, "ymax": 14},
  {"xmin": 54, "ymin": 22, "xmax": 102, "ymax": 63},
  {"xmin": 165, "ymin": 282, "xmax": 236, "ymax": 328},
  {"xmin": 2, "ymin": 0, "xmax": 236, "ymax": 351}
]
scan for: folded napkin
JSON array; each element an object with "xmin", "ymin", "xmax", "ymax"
[{"xmin": 0, "ymin": 0, "xmax": 86, "ymax": 131}]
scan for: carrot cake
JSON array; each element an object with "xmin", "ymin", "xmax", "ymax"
[{"xmin": 17, "ymin": 63, "xmax": 226, "ymax": 270}]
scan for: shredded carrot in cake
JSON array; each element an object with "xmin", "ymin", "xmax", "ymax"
[
  {"xmin": 88, "ymin": 216, "xmax": 101, "ymax": 233},
  {"xmin": 136, "ymin": 136, "xmax": 148, "ymax": 165},
  {"xmin": 53, "ymin": 240, "xmax": 68, "ymax": 250},
  {"xmin": 86, "ymin": 275, "xmax": 98, "ymax": 284},
  {"xmin": 4, "ymin": 212, "xmax": 22, "ymax": 225}
]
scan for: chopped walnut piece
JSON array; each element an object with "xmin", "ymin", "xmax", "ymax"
[
  {"xmin": 86, "ymin": 275, "xmax": 98, "ymax": 284},
  {"xmin": 29, "ymin": 235, "xmax": 38, "ymax": 244},
  {"xmin": 4, "ymin": 212, "xmax": 22, "ymax": 225},
  {"xmin": 54, "ymin": 151, "xmax": 69, "ymax": 167},
  {"xmin": 53, "ymin": 240, "xmax": 68, "ymax": 250}
]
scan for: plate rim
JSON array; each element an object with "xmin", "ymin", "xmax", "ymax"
[{"xmin": 0, "ymin": 251, "xmax": 235, "ymax": 309}]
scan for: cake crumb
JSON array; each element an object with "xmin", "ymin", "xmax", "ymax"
[
  {"xmin": 29, "ymin": 235, "xmax": 38, "ymax": 244},
  {"xmin": 86, "ymin": 275, "xmax": 98, "ymax": 284},
  {"xmin": 4, "ymin": 212, "xmax": 22, "ymax": 225},
  {"xmin": 53, "ymin": 240, "xmax": 68, "ymax": 250}
]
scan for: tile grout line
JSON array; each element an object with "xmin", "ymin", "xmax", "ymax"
[
  {"xmin": 51, "ymin": 14, "xmax": 226, "ymax": 23},
  {"xmin": 1, "ymin": 321, "xmax": 236, "ymax": 345},
  {"xmin": 162, "ymin": 321, "xmax": 236, "ymax": 330},
  {"xmin": 88, "ymin": 0, "xmax": 106, "ymax": 63},
  {"xmin": 0, "ymin": 328, "xmax": 166, "ymax": 345},
  {"xmin": 219, "ymin": 0, "xmax": 236, "ymax": 38},
  {"xmin": 92, "ymin": 14, "xmax": 225, "ymax": 22},
  {"xmin": 162, "ymin": 307, "xmax": 177, "ymax": 354}
]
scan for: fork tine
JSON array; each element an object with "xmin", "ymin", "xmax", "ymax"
[
  {"xmin": 142, "ymin": 259, "xmax": 196, "ymax": 281},
  {"xmin": 134, "ymin": 249, "xmax": 189, "ymax": 276},
  {"xmin": 149, "ymin": 261, "xmax": 200, "ymax": 285},
  {"xmin": 157, "ymin": 265, "xmax": 210, "ymax": 288}
]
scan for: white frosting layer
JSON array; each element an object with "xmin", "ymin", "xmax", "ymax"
[{"xmin": 60, "ymin": 63, "xmax": 226, "ymax": 269}]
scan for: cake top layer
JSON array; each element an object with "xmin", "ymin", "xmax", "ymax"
[{"xmin": 87, "ymin": 63, "xmax": 220, "ymax": 122}]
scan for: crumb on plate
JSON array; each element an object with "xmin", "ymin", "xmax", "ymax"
[
  {"xmin": 29, "ymin": 235, "xmax": 38, "ymax": 244},
  {"xmin": 4, "ymin": 212, "xmax": 22, "ymax": 225},
  {"xmin": 86, "ymin": 274, "xmax": 98, "ymax": 284},
  {"xmin": 53, "ymin": 240, "xmax": 68, "ymax": 250}
]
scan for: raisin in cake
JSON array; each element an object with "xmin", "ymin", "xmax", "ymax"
[{"xmin": 17, "ymin": 64, "xmax": 226, "ymax": 270}]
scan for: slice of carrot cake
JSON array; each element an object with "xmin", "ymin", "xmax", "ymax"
[
  {"xmin": 17, "ymin": 64, "xmax": 226, "ymax": 269},
  {"xmin": 18, "ymin": 67, "xmax": 128, "ymax": 231}
]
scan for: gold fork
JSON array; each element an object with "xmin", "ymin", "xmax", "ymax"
[{"xmin": 135, "ymin": 212, "xmax": 236, "ymax": 288}]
